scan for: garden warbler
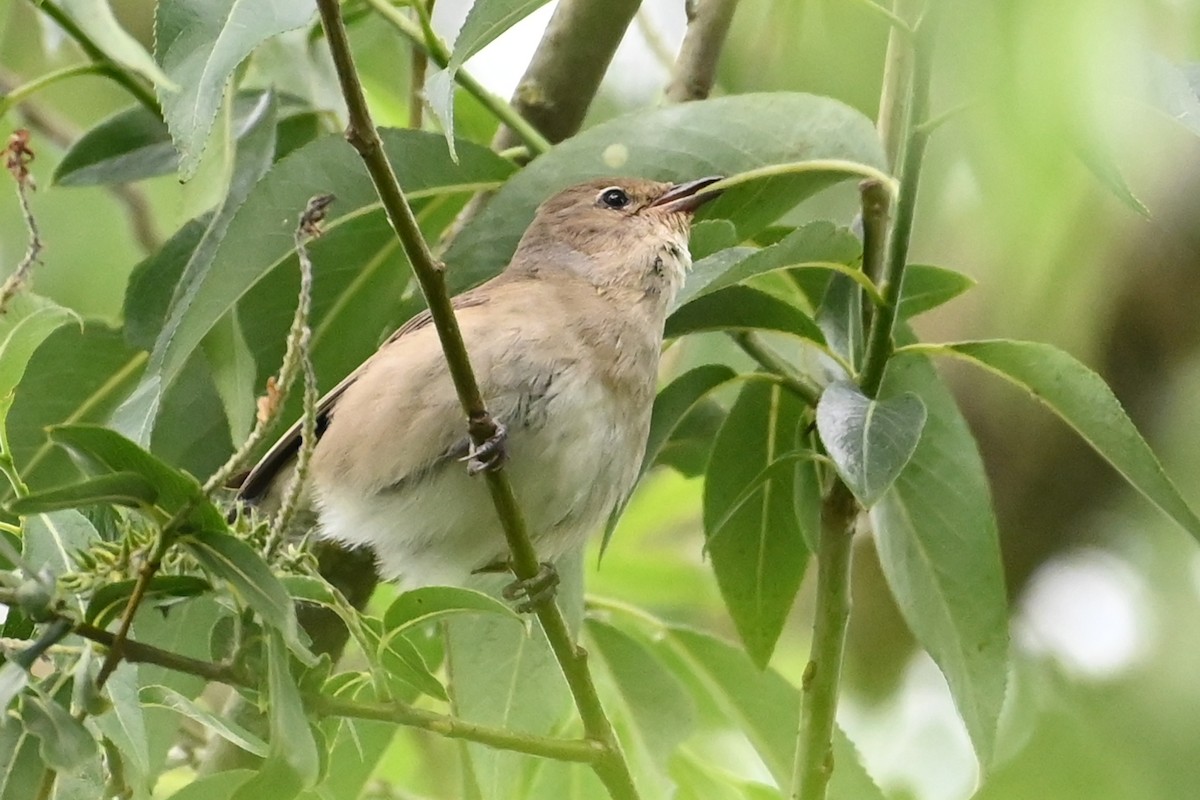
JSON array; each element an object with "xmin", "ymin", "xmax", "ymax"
[{"xmin": 237, "ymin": 176, "xmax": 721, "ymax": 590}]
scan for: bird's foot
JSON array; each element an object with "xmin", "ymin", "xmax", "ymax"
[
  {"xmin": 502, "ymin": 561, "xmax": 559, "ymax": 613},
  {"xmin": 462, "ymin": 420, "xmax": 508, "ymax": 476}
]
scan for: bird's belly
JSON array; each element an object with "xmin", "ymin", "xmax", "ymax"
[{"xmin": 313, "ymin": 371, "xmax": 645, "ymax": 587}]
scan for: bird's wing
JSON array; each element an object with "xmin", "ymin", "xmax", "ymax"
[{"xmin": 235, "ymin": 293, "xmax": 489, "ymax": 503}]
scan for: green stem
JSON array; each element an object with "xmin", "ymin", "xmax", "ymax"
[
  {"xmin": 34, "ymin": 1, "xmax": 161, "ymax": 116},
  {"xmin": 858, "ymin": 6, "xmax": 940, "ymax": 399},
  {"xmin": 0, "ymin": 63, "xmax": 107, "ymax": 118},
  {"xmin": 94, "ymin": 532, "xmax": 170, "ymax": 689},
  {"xmin": 791, "ymin": 482, "xmax": 857, "ymax": 799},
  {"xmin": 364, "ymin": 0, "xmax": 551, "ymax": 155},
  {"xmin": 313, "ymin": 3, "xmax": 639, "ymax": 797},
  {"xmin": 732, "ymin": 332, "xmax": 822, "ymax": 407}
]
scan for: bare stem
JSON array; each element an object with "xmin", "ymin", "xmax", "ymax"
[
  {"xmin": 665, "ymin": 0, "xmax": 740, "ymax": 102},
  {"xmin": 732, "ymin": 332, "xmax": 822, "ymax": 407},
  {"xmin": 791, "ymin": 483, "xmax": 857, "ymax": 799},
  {"xmin": 313, "ymin": 3, "xmax": 640, "ymax": 797},
  {"xmin": 859, "ymin": 7, "xmax": 940, "ymax": 399},
  {"xmin": 1, "ymin": 130, "xmax": 43, "ymax": 313},
  {"xmin": 94, "ymin": 533, "xmax": 169, "ymax": 689}
]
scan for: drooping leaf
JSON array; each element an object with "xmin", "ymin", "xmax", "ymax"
[
  {"xmin": 179, "ymin": 531, "xmax": 301, "ymax": 648},
  {"xmin": 913, "ymin": 339, "xmax": 1200, "ymax": 543},
  {"xmin": 230, "ymin": 631, "xmax": 319, "ymax": 800},
  {"xmin": 587, "ymin": 619, "xmax": 696, "ymax": 795},
  {"xmin": 703, "ymin": 380, "xmax": 812, "ymax": 667},
  {"xmin": 6, "ymin": 471, "xmax": 157, "ymax": 515},
  {"xmin": 448, "ymin": 0, "xmax": 553, "ymax": 74},
  {"xmin": 47, "ymin": 425, "xmax": 226, "ymax": 533},
  {"xmin": 447, "ymin": 93, "xmax": 886, "ymax": 289},
  {"xmin": 141, "ymin": 684, "xmax": 268, "ymax": 757},
  {"xmin": 154, "ymin": 0, "xmax": 314, "ymax": 178},
  {"xmin": 816, "ymin": 380, "xmax": 926, "ymax": 507},
  {"xmin": 86, "ymin": 575, "xmax": 210, "ymax": 628},
  {"xmin": 8, "ymin": 324, "xmax": 144, "ymax": 492},
  {"xmin": 869, "ymin": 351, "xmax": 1009, "ymax": 767},
  {"xmin": 20, "ymin": 692, "xmax": 98, "ymax": 771},
  {"xmin": 897, "ymin": 264, "xmax": 976, "ymax": 320},
  {"xmin": 0, "ymin": 294, "xmax": 77, "ymax": 408},
  {"xmin": 678, "ymin": 221, "xmax": 862, "ymax": 308},
  {"xmin": 115, "ymin": 91, "xmax": 278, "ymax": 447},
  {"xmin": 22, "ymin": 510, "xmax": 98, "ymax": 580},
  {"xmin": 666, "ymin": 285, "xmax": 826, "ymax": 347}
]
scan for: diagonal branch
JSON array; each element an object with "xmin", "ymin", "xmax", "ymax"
[{"xmin": 313, "ymin": 2, "xmax": 640, "ymax": 797}]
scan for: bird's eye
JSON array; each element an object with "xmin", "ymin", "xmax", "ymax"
[{"xmin": 599, "ymin": 187, "xmax": 630, "ymax": 209}]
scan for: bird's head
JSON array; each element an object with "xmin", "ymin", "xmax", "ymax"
[{"xmin": 509, "ymin": 176, "xmax": 723, "ymax": 299}]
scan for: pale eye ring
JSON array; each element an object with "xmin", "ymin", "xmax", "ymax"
[{"xmin": 599, "ymin": 187, "xmax": 630, "ymax": 209}]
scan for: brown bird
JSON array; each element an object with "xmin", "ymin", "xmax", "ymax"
[{"xmin": 238, "ymin": 176, "xmax": 721, "ymax": 589}]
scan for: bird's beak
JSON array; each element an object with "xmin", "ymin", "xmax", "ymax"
[{"xmin": 650, "ymin": 176, "xmax": 724, "ymax": 214}]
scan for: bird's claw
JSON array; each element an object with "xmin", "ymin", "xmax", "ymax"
[
  {"xmin": 502, "ymin": 562, "xmax": 559, "ymax": 613},
  {"xmin": 461, "ymin": 421, "xmax": 508, "ymax": 476}
]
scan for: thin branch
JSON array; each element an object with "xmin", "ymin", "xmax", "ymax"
[
  {"xmin": 665, "ymin": 0, "xmax": 740, "ymax": 103},
  {"xmin": 94, "ymin": 532, "xmax": 169, "ymax": 689},
  {"xmin": 311, "ymin": 696, "xmax": 604, "ymax": 763},
  {"xmin": 313, "ymin": 3, "xmax": 640, "ymax": 797},
  {"xmin": 0, "ymin": 592, "xmax": 608, "ymax": 764},
  {"xmin": 0, "ymin": 130, "xmax": 43, "ymax": 312}
]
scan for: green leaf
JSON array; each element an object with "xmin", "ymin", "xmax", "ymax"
[
  {"xmin": 53, "ymin": 104, "xmax": 175, "ymax": 186},
  {"xmin": 703, "ymin": 380, "xmax": 812, "ymax": 667},
  {"xmin": 8, "ymin": 324, "xmax": 145, "ymax": 492},
  {"xmin": 0, "ymin": 294, "xmax": 77, "ymax": 406},
  {"xmin": 382, "ymin": 586, "xmax": 519, "ymax": 633},
  {"xmin": 154, "ymin": 0, "xmax": 313, "ymax": 178},
  {"xmin": 663, "ymin": 626, "xmax": 885, "ymax": 799},
  {"xmin": 363, "ymin": 617, "xmax": 447, "ymax": 701},
  {"xmin": 115, "ymin": 91, "xmax": 278, "ymax": 447},
  {"xmin": 22, "ymin": 510, "xmax": 98, "ymax": 580},
  {"xmin": 816, "ymin": 380, "xmax": 926, "ymax": 507},
  {"xmin": 6, "ymin": 471, "xmax": 158, "ymax": 515},
  {"xmin": 86, "ymin": 575, "xmax": 210, "ymax": 628},
  {"xmin": 915, "ymin": 339, "xmax": 1200, "ymax": 542},
  {"xmin": 678, "ymin": 222, "xmax": 862, "ymax": 308},
  {"xmin": 180, "ymin": 531, "xmax": 301, "ymax": 648},
  {"xmin": 666, "ymin": 286, "xmax": 827, "ymax": 347},
  {"xmin": 94, "ymin": 664, "xmax": 151, "ymax": 787},
  {"xmin": 448, "ymin": 0, "xmax": 552, "ymax": 74},
  {"xmin": 20, "ymin": 693, "xmax": 97, "ymax": 770},
  {"xmin": 603, "ymin": 364, "xmax": 738, "ymax": 551},
  {"xmin": 869, "ymin": 351, "xmax": 1008, "ymax": 766},
  {"xmin": 141, "ymin": 684, "xmax": 268, "ymax": 757},
  {"xmin": 587, "ymin": 619, "xmax": 695, "ymax": 795},
  {"xmin": 688, "ymin": 219, "xmax": 740, "ymax": 260},
  {"xmin": 203, "ymin": 310, "xmax": 257, "ymax": 443},
  {"xmin": 139, "ymin": 130, "xmax": 512, "ymax": 426},
  {"xmin": 230, "ymin": 631, "xmax": 319, "ymax": 800},
  {"xmin": 58, "ymin": 0, "xmax": 176, "ymax": 89},
  {"xmin": 47, "ymin": 425, "xmax": 226, "ymax": 533},
  {"xmin": 164, "ymin": 770, "xmax": 253, "ymax": 800},
  {"xmin": 897, "ymin": 264, "xmax": 976, "ymax": 320},
  {"xmin": 54, "ymin": 93, "xmax": 306, "ymax": 187},
  {"xmin": 1144, "ymin": 54, "xmax": 1200, "ymax": 138},
  {"xmin": 0, "ymin": 712, "xmax": 45, "ymax": 800},
  {"xmin": 447, "ymin": 92, "xmax": 886, "ymax": 289}
]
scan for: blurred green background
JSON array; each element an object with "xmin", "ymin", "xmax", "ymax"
[{"xmin": 4, "ymin": 0, "xmax": 1200, "ymax": 797}]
